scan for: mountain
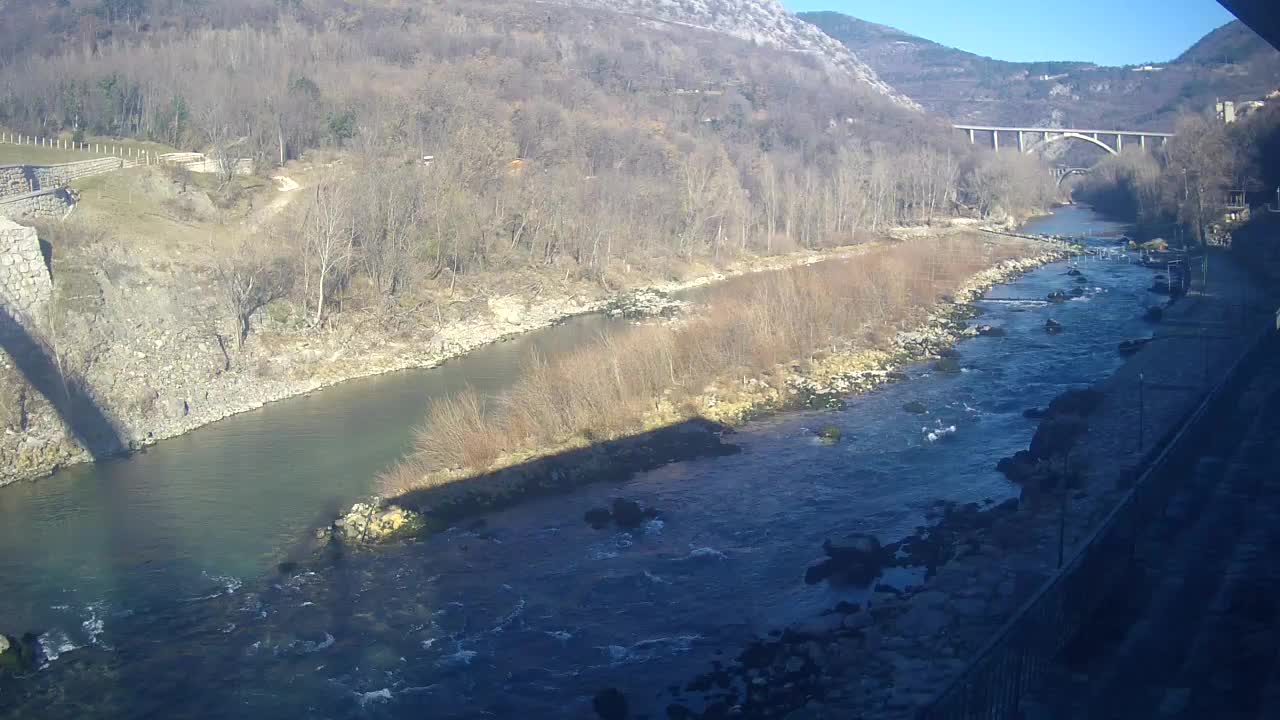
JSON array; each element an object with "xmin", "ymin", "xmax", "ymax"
[
  {"xmin": 802, "ymin": 12, "xmax": 1280, "ymax": 131},
  {"xmin": 552, "ymin": 0, "xmax": 920, "ymax": 109}
]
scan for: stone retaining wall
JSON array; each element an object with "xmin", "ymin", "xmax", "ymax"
[
  {"xmin": 0, "ymin": 158, "xmax": 125, "ymax": 199},
  {"xmin": 0, "ymin": 217, "xmax": 51, "ymax": 329},
  {"xmin": 0, "ymin": 187, "xmax": 77, "ymax": 221}
]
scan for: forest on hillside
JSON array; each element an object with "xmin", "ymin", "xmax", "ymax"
[{"xmin": 0, "ymin": 0, "xmax": 1056, "ymax": 329}]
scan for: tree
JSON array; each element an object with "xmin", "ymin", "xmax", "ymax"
[
  {"xmin": 212, "ymin": 238, "xmax": 292, "ymax": 348},
  {"xmin": 298, "ymin": 176, "xmax": 355, "ymax": 327}
]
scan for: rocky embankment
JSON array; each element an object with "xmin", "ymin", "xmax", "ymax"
[
  {"xmin": 0, "ymin": 241, "xmax": 898, "ymax": 488},
  {"xmin": 331, "ymin": 244, "xmax": 1071, "ymax": 543}
]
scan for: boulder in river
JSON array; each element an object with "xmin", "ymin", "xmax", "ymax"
[
  {"xmin": 1069, "ymin": 287, "xmax": 1086, "ymax": 297},
  {"xmin": 805, "ymin": 534, "xmax": 887, "ymax": 587},
  {"xmin": 903, "ymin": 401, "xmax": 929, "ymax": 414},
  {"xmin": 1029, "ymin": 415, "xmax": 1089, "ymax": 460},
  {"xmin": 584, "ymin": 507, "xmax": 613, "ymax": 529},
  {"xmin": 0, "ymin": 633, "xmax": 34, "ymax": 675},
  {"xmin": 593, "ymin": 688, "xmax": 629, "ymax": 720},
  {"xmin": 333, "ymin": 499, "xmax": 425, "ymax": 543},
  {"xmin": 1047, "ymin": 290, "xmax": 1068, "ymax": 304},
  {"xmin": 1046, "ymin": 388, "xmax": 1104, "ymax": 418},
  {"xmin": 585, "ymin": 499, "xmax": 659, "ymax": 530},
  {"xmin": 933, "ymin": 357, "xmax": 962, "ymax": 373},
  {"xmin": 1066, "ymin": 268, "xmax": 1083, "ymax": 276},
  {"xmin": 975, "ymin": 325, "xmax": 1007, "ymax": 337},
  {"xmin": 1044, "ymin": 319, "xmax": 1063, "ymax": 334},
  {"xmin": 816, "ymin": 425, "xmax": 842, "ymax": 444},
  {"xmin": 1074, "ymin": 275, "xmax": 1089, "ymax": 284}
]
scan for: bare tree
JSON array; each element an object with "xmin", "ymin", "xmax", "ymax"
[
  {"xmin": 298, "ymin": 176, "xmax": 355, "ymax": 327},
  {"xmin": 212, "ymin": 238, "xmax": 292, "ymax": 348}
]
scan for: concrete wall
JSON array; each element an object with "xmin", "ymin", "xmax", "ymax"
[
  {"xmin": 0, "ymin": 217, "xmax": 52, "ymax": 329},
  {"xmin": 0, "ymin": 188, "xmax": 77, "ymax": 221},
  {"xmin": 157, "ymin": 153, "xmax": 255, "ymax": 176},
  {"xmin": 0, "ymin": 158, "xmax": 125, "ymax": 199}
]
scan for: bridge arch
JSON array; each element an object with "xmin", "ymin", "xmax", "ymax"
[
  {"xmin": 1054, "ymin": 167, "xmax": 1090, "ymax": 188},
  {"xmin": 1030, "ymin": 132, "xmax": 1118, "ymax": 156}
]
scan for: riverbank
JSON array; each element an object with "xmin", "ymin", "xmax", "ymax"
[
  {"xmin": 336, "ymin": 234, "xmax": 1069, "ymax": 540},
  {"xmin": 658, "ymin": 248, "xmax": 1274, "ymax": 719},
  {"xmin": 0, "ymin": 235, "xmax": 942, "ymax": 488}
]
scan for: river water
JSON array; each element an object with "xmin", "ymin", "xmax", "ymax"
[{"xmin": 0, "ymin": 206, "xmax": 1146, "ymax": 717}]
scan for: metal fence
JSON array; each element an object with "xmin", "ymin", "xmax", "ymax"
[{"xmin": 917, "ymin": 324, "xmax": 1274, "ymax": 720}]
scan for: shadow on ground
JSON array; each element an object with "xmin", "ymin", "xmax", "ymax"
[{"xmin": 0, "ymin": 304, "xmax": 124, "ymax": 460}]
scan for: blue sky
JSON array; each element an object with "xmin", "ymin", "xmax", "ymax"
[{"xmin": 783, "ymin": 0, "xmax": 1238, "ymax": 66}]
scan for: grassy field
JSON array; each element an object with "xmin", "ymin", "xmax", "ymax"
[
  {"xmin": 0, "ymin": 143, "xmax": 101, "ymax": 165},
  {"xmin": 0, "ymin": 130, "xmax": 180, "ymax": 166},
  {"xmin": 69, "ymin": 167, "xmax": 273, "ymax": 259}
]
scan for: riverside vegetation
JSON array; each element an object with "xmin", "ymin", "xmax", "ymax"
[
  {"xmin": 368, "ymin": 232, "xmax": 1061, "ymax": 531},
  {"xmin": 0, "ymin": 0, "xmax": 1063, "ymax": 484}
]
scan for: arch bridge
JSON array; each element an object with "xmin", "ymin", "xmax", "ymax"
[{"xmin": 954, "ymin": 125, "xmax": 1175, "ymax": 155}]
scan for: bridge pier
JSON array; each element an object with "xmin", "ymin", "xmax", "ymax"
[{"xmin": 953, "ymin": 125, "xmax": 1174, "ymax": 156}]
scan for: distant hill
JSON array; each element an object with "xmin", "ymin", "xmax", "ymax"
[
  {"xmin": 802, "ymin": 12, "xmax": 1280, "ymax": 131},
  {"xmin": 551, "ymin": 0, "xmax": 920, "ymax": 109}
]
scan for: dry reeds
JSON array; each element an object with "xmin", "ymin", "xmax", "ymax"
[{"xmin": 383, "ymin": 234, "xmax": 1038, "ymax": 493}]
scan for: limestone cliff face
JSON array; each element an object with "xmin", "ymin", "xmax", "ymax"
[{"xmin": 549, "ymin": 0, "xmax": 921, "ymax": 110}]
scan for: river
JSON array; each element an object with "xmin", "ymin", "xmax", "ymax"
[{"xmin": 0, "ymin": 206, "xmax": 1146, "ymax": 718}]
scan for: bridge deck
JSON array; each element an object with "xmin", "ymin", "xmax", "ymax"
[{"xmin": 954, "ymin": 124, "xmax": 1175, "ymax": 137}]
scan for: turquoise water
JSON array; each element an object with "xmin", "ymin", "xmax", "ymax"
[{"xmin": 0, "ymin": 207, "xmax": 1146, "ymax": 718}]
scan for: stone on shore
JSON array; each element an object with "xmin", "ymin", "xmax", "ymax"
[
  {"xmin": 333, "ymin": 499, "xmax": 425, "ymax": 543},
  {"xmin": 805, "ymin": 534, "xmax": 887, "ymax": 587}
]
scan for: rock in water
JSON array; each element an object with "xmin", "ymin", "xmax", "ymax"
[
  {"xmin": 0, "ymin": 633, "xmax": 33, "ymax": 674},
  {"xmin": 975, "ymin": 325, "xmax": 1006, "ymax": 337},
  {"xmin": 584, "ymin": 507, "xmax": 613, "ymax": 529},
  {"xmin": 593, "ymin": 688, "xmax": 629, "ymax": 720},
  {"xmin": 903, "ymin": 401, "xmax": 929, "ymax": 414},
  {"xmin": 816, "ymin": 425, "xmax": 841, "ymax": 443},
  {"xmin": 333, "ymin": 499, "xmax": 425, "ymax": 543},
  {"xmin": 933, "ymin": 357, "xmax": 962, "ymax": 373},
  {"xmin": 805, "ymin": 534, "xmax": 886, "ymax": 587},
  {"xmin": 1047, "ymin": 290, "xmax": 1068, "ymax": 304},
  {"xmin": 610, "ymin": 498, "xmax": 647, "ymax": 529},
  {"xmin": 1044, "ymin": 319, "xmax": 1063, "ymax": 334}
]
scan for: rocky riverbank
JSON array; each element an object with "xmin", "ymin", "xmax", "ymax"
[
  {"xmin": 0, "ymin": 240, "xmax": 910, "ymax": 488},
  {"xmin": 332, "ymin": 242, "xmax": 1072, "ymax": 543},
  {"xmin": 649, "ymin": 250, "xmax": 1274, "ymax": 720}
]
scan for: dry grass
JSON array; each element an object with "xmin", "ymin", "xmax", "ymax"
[{"xmin": 382, "ymin": 233, "xmax": 1039, "ymax": 495}]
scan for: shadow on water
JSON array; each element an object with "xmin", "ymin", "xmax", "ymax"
[
  {"xmin": 0, "ymin": 305, "xmax": 124, "ymax": 460},
  {"xmin": 391, "ymin": 417, "xmax": 739, "ymax": 526}
]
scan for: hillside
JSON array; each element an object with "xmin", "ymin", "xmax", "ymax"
[
  {"xmin": 0, "ymin": 0, "xmax": 1059, "ymax": 483},
  {"xmin": 803, "ymin": 12, "xmax": 1280, "ymax": 131},
  {"xmin": 549, "ymin": 0, "xmax": 919, "ymax": 108}
]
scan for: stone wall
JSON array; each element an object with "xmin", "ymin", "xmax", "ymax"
[
  {"xmin": 0, "ymin": 217, "xmax": 52, "ymax": 329},
  {"xmin": 0, "ymin": 158, "xmax": 125, "ymax": 199},
  {"xmin": 0, "ymin": 188, "xmax": 77, "ymax": 221}
]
